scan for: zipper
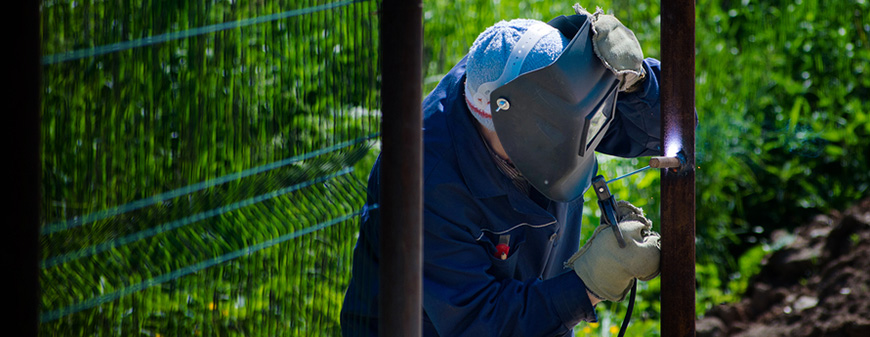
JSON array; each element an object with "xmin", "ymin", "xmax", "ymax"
[{"xmin": 476, "ymin": 220, "xmax": 557, "ymax": 241}]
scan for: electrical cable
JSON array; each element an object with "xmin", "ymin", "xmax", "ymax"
[{"xmin": 617, "ymin": 281, "xmax": 637, "ymax": 337}]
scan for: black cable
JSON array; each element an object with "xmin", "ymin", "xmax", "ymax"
[{"xmin": 617, "ymin": 279, "xmax": 637, "ymax": 337}]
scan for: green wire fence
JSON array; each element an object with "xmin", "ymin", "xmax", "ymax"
[{"xmin": 39, "ymin": 0, "xmax": 380, "ymax": 335}]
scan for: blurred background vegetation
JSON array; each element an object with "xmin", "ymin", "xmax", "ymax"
[
  {"xmin": 40, "ymin": 0, "xmax": 868, "ymax": 336},
  {"xmin": 40, "ymin": 0, "xmax": 378, "ymax": 335}
]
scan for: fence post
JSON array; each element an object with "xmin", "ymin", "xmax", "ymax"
[
  {"xmin": 378, "ymin": 0, "xmax": 423, "ymax": 336},
  {"xmin": 660, "ymin": 0, "xmax": 697, "ymax": 336},
  {"xmin": 6, "ymin": 1, "xmax": 42, "ymax": 336}
]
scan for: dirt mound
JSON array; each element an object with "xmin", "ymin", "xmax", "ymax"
[{"xmin": 697, "ymin": 198, "xmax": 870, "ymax": 337}]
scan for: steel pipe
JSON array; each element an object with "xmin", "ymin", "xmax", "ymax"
[
  {"xmin": 6, "ymin": 1, "xmax": 42, "ymax": 336},
  {"xmin": 660, "ymin": 0, "xmax": 697, "ymax": 336},
  {"xmin": 378, "ymin": 0, "xmax": 424, "ymax": 336}
]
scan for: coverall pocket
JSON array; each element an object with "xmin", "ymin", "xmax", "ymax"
[
  {"xmin": 476, "ymin": 220, "xmax": 558, "ymax": 280},
  {"xmin": 477, "ymin": 228, "xmax": 529, "ymax": 280}
]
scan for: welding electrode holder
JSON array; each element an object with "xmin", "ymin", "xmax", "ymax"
[
  {"xmin": 591, "ymin": 174, "xmax": 636, "ymax": 337},
  {"xmin": 591, "ymin": 175, "xmax": 626, "ymax": 248}
]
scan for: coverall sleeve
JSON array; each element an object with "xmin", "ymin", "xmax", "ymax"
[
  {"xmin": 596, "ymin": 57, "xmax": 664, "ymax": 158},
  {"xmin": 421, "ymin": 206, "xmax": 596, "ymax": 336}
]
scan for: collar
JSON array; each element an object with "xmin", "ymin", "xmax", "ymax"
[{"xmin": 477, "ymin": 124, "xmax": 531, "ymax": 196}]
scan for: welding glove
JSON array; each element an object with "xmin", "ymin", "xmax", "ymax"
[
  {"xmin": 565, "ymin": 200, "xmax": 661, "ymax": 302},
  {"xmin": 573, "ymin": 4, "xmax": 646, "ymax": 92}
]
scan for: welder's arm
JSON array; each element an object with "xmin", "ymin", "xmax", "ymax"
[
  {"xmin": 422, "ymin": 209, "xmax": 597, "ymax": 336},
  {"xmin": 574, "ymin": 4, "xmax": 698, "ymax": 158},
  {"xmin": 595, "ymin": 58, "xmax": 664, "ymax": 158}
]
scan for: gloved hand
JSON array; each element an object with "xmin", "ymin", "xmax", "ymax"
[
  {"xmin": 565, "ymin": 200, "xmax": 661, "ymax": 302},
  {"xmin": 573, "ymin": 4, "xmax": 646, "ymax": 92}
]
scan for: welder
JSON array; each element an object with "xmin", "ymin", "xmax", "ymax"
[{"xmin": 342, "ymin": 4, "xmax": 665, "ymax": 336}]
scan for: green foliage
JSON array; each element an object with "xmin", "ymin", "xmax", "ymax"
[
  {"xmin": 692, "ymin": 0, "xmax": 869, "ymax": 296},
  {"xmin": 40, "ymin": 0, "xmax": 379, "ymax": 335},
  {"xmin": 695, "ymin": 243, "xmax": 767, "ymax": 315}
]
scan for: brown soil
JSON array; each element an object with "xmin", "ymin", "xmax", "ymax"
[{"xmin": 697, "ymin": 198, "xmax": 870, "ymax": 337}]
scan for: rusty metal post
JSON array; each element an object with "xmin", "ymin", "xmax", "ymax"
[
  {"xmin": 6, "ymin": 0, "xmax": 42, "ymax": 336},
  {"xmin": 660, "ymin": 0, "xmax": 696, "ymax": 336},
  {"xmin": 378, "ymin": 0, "xmax": 423, "ymax": 336}
]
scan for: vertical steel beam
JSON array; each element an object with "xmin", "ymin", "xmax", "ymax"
[
  {"xmin": 5, "ymin": 0, "xmax": 42, "ymax": 336},
  {"xmin": 379, "ymin": 0, "xmax": 423, "ymax": 336},
  {"xmin": 660, "ymin": 0, "xmax": 696, "ymax": 336}
]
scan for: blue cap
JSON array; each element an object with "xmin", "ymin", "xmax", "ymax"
[{"xmin": 464, "ymin": 19, "xmax": 570, "ymax": 131}]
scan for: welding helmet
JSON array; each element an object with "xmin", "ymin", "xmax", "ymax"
[{"xmin": 467, "ymin": 14, "xmax": 619, "ymax": 202}]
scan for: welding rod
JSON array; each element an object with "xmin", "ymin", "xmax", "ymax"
[
  {"xmin": 606, "ymin": 165, "xmax": 653, "ymax": 184},
  {"xmin": 649, "ymin": 156, "xmax": 682, "ymax": 169}
]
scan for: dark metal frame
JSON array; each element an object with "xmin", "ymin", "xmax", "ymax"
[
  {"xmin": 378, "ymin": 0, "xmax": 424, "ymax": 336},
  {"xmin": 660, "ymin": 0, "xmax": 697, "ymax": 336},
  {"xmin": 6, "ymin": 0, "xmax": 42, "ymax": 336}
]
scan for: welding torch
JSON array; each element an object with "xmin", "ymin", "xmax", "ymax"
[{"xmin": 592, "ymin": 150, "xmax": 688, "ymax": 248}]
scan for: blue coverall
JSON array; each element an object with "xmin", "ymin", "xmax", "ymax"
[{"xmin": 341, "ymin": 55, "xmax": 663, "ymax": 337}]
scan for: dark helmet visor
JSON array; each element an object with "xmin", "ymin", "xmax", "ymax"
[{"xmin": 491, "ymin": 14, "xmax": 619, "ymax": 202}]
